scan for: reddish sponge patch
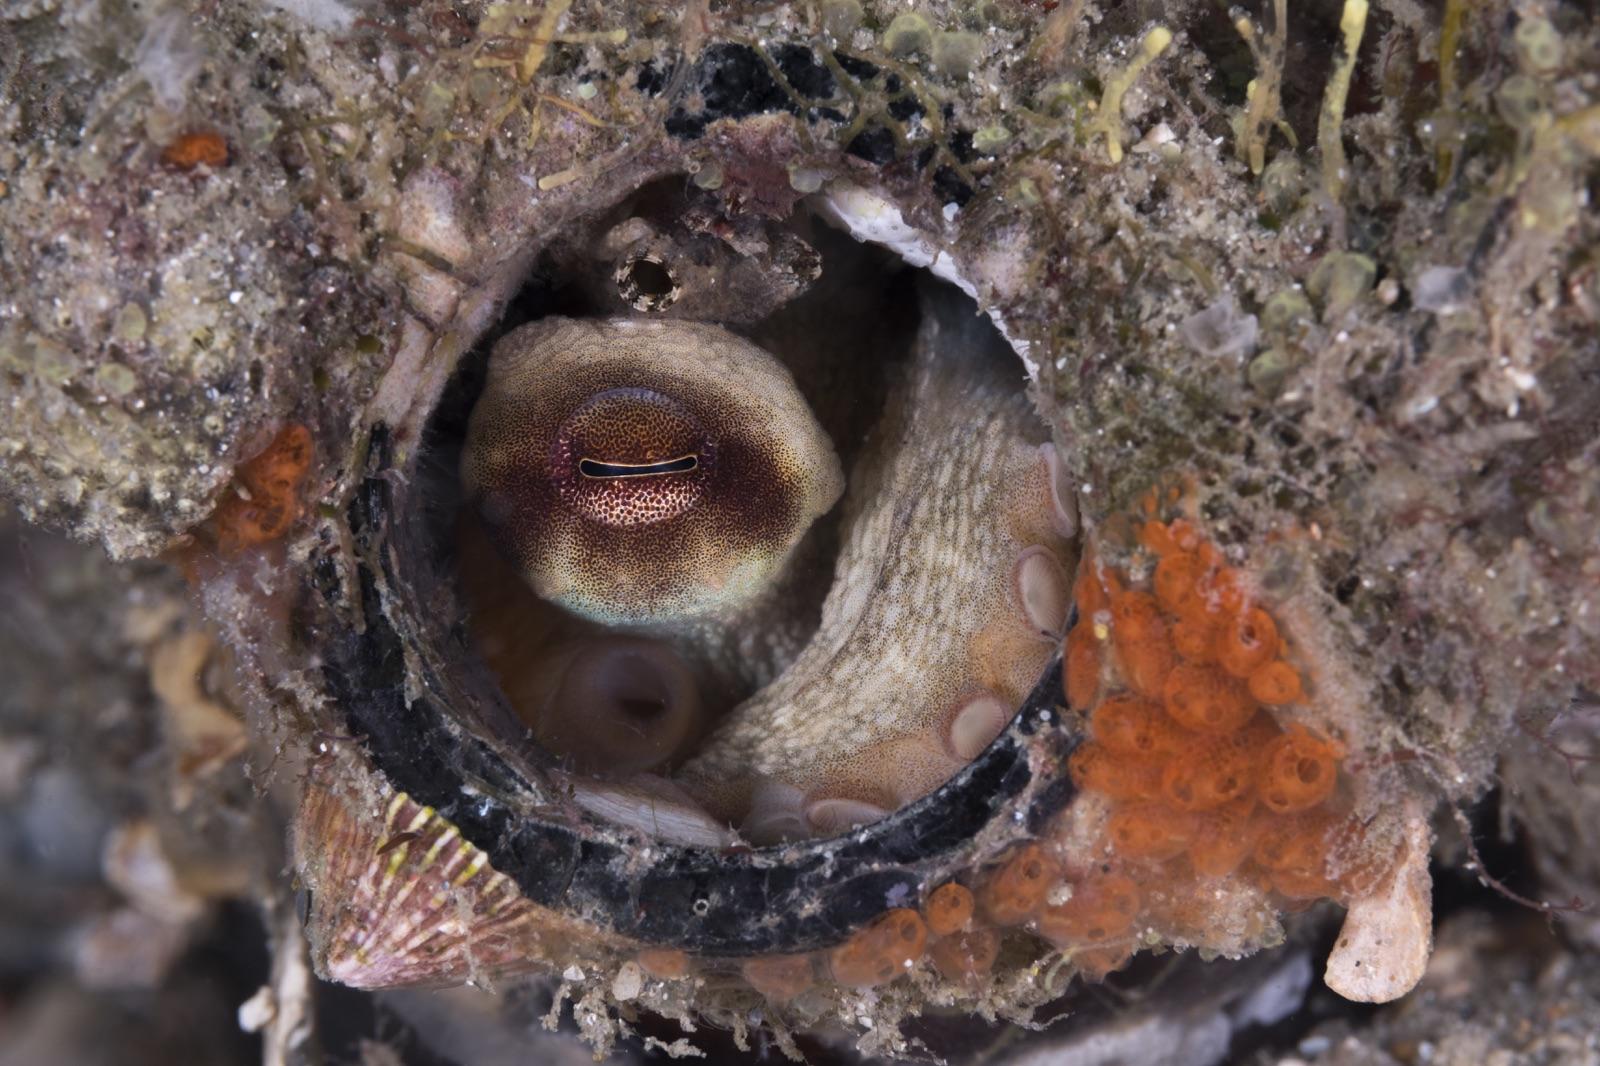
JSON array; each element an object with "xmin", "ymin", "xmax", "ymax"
[{"xmin": 207, "ymin": 424, "xmax": 314, "ymax": 554}]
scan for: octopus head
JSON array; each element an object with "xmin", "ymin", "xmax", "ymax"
[{"xmin": 462, "ymin": 316, "xmax": 844, "ymax": 626}]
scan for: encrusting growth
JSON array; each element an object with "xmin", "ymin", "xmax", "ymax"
[
  {"xmin": 206, "ymin": 423, "xmax": 314, "ymax": 554},
  {"xmin": 1046, "ymin": 488, "xmax": 1391, "ymax": 975}
]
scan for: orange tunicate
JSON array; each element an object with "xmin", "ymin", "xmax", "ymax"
[
  {"xmin": 1074, "ymin": 556, "xmax": 1109, "ymax": 616},
  {"xmin": 923, "ymin": 882, "xmax": 976, "ymax": 936},
  {"xmin": 1254, "ymin": 812, "xmax": 1338, "ymax": 900},
  {"xmin": 828, "ymin": 909, "xmax": 928, "ymax": 988},
  {"xmin": 1162, "ymin": 662, "xmax": 1256, "ymax": 735},
  {"xmin": 1150, "ymin": 518, "xmax": 1203, "ymax": 556},
  {"xmin": 1073, "ymin": 942, "xmax": 1136, "ymax": 980},
  {"xmin": 1249, "ymin": 660, "xmax": 1305, "ymax": 705},
  {"xmin": 979, "ymin": 843, "xmax": 1061, "ymax": 926},
  {"xmin": 1159, "ymin": 719, "xmax": 1278, "ymax": 811},
  {"xmin": 1217, "ymin": 607, "xmax": 1280, "ymax": 679},
  {"xmin": 1153, "ymin": 551, "xmax": 1205, "ymax": 616},
  {"xmin": 1170, "ymin": 615, "xmax": 1220, "ymax": 663},
  {"xmin": 161, "ymin": 129, "xmax": 230, "ymax": 170},
  {"xmin": 636, "ymin": 948, "xmax": 690, "ymax": 979},
  {"xmin": 741, "ymin": 954, "xmax": 815, "ymax": 1001},
  {"xmin": 1069, "ymin": 742, "xmax": 1163, "ymax": 803},
  {"xmin": 1107, "ymin": 802, "xmax": 1197, "ymax": 861},
  {"xmin": 1139, "ymin": 520, "xmax": 1177, "ymax": 556},
  {"xmin": 1110, "ymin": 591, "xmax": 1174, "ymax": 698},
  {"xmin": 1064, "ymin": 625, "xmax": 1103, "ymax": 711},
  {"xmin": 1257, "ymin": 729, "xmax": 1340, "ymax": 813},
  {"xmin": 1190, "ymin": 564, "xmax": 1246, "ymax": 623},
  {"xmin": 1187, "ymin": 795, "xmax": 1260, "ymax": 877},
  {"xmin": 1091, "ymin": 695, "xmax": 1188, "ymax": 759},
  {"xmin": 1035, "ymin": 873, "xmax": 1142, "ymax": 946},
  {"xmin": 928, "ymin": 926, "xmax": 1001, "ymax": 982}
]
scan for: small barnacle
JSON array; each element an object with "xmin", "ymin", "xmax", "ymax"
[
  {"xmin": 1513, "ymin": 17, "xmax": 1564, "ymax": 77},
  {"xmin": 614, "ymin": 255, "xmax": 681, "ymax": 312}
]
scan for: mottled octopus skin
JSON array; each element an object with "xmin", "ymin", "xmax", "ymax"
[{"xmin": 678, "ymin": 289, "xmax": 1074, "ymax": 836}]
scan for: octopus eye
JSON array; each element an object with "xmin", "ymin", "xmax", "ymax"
[
  {"xmin": 462, "ymin": 317, "xmax": 843, "ymax": 626},
  {"xmin": 555, "ymin": 386, "xmax": 710, "ymax": 527}
]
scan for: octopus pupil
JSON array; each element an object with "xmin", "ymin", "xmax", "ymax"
[
  {"xmin": 619, "ymin": 697, "xmax": 668, "ymax": 720},
  {"xmin": 579, "ymin": 455, "xmax": 699, "ymax": 479}
]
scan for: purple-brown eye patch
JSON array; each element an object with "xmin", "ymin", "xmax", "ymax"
[{"xmin": 552, "ymin": 387, "xmax": 715, "ymax": 528}]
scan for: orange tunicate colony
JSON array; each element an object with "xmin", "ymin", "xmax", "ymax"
[
  {"xmin": 1050, "ymin": 504, "xmax": 1384, "ymax": 974},
  {"xmin": 209, "ymin": 423, "xmax": 314, "ymax": 553}
]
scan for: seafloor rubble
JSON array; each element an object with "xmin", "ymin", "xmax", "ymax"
[{"xmin": 1, "ymin": 0, "xmax": 1598, "ymax": 1062}]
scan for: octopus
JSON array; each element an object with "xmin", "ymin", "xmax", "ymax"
[{"xmin": 458, "ymin": 246, "xmax": 1076, "ymax": 847}]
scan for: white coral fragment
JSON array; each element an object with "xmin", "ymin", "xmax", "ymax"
[
  {"xmin": 1412, "ymin": 265, "xmax": 1471, "ymax": 314},
  {"xmin": 1324, "ymin": 806, "xmax": 1433, "ymax": 1003}
]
